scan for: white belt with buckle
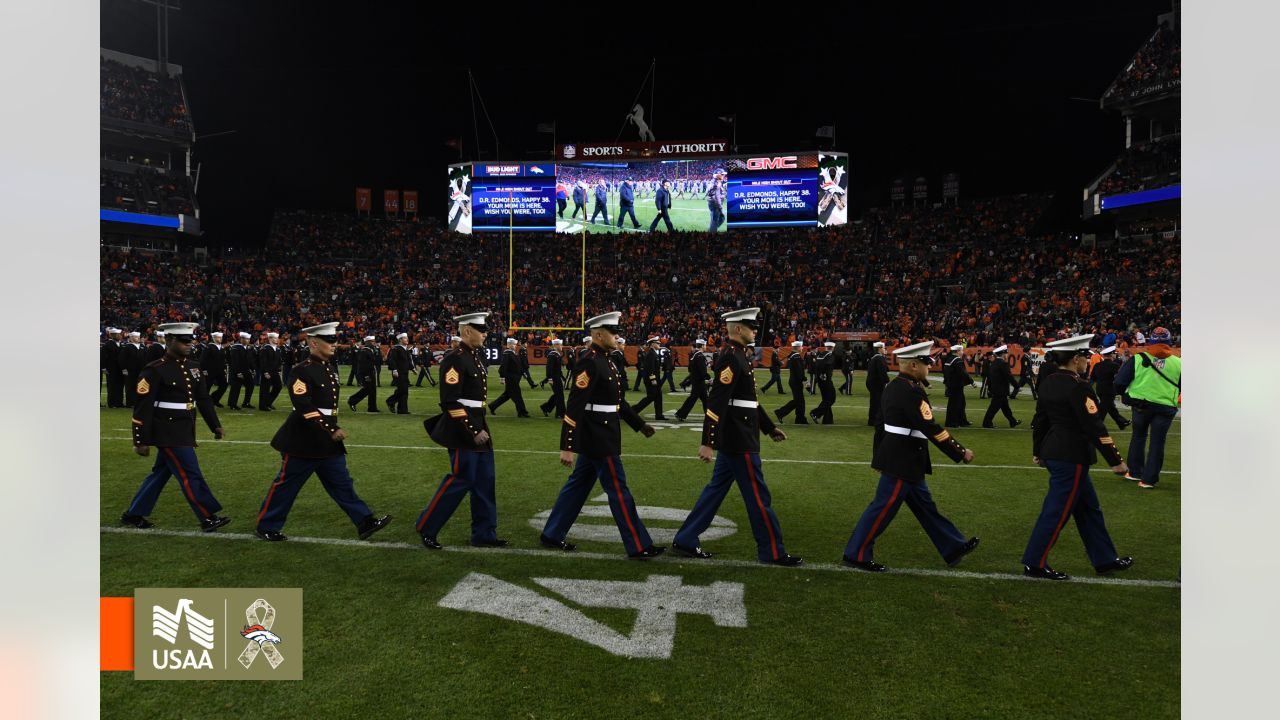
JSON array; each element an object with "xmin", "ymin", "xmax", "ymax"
[
  {"xmin": 587, "ymin": 404, "xmax": 618, "ymax": 413},
  {"xmin": 458, "ymin": 399, "xmax": 484, "ymax": 408},
  {"xmin": 154, "ymin": 401, "xmax": 193, "ymax": 410},
  {"xmin": 883, "ymin": 423, "xmax": 926, "ymax": 439},
  {"xmin": 317, "ymin": 408, "xmax": 334, "ymax": 415},
  {"xmin": 730, "ymin": 399, "xmax": 759, "ymax": 408}
]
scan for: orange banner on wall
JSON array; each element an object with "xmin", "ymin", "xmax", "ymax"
[
  {"xmin": 383, "ymin": 189, "xmax": 400, "ymax": 213},
  {"xmin": 403, "ymin": 190, "xmax": 419, "ymax": 215},
  {"xmin": 355, "ymin": 187, "xmax": 372, "ymax": 214}
]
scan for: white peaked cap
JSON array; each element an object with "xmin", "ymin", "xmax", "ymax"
[
  {"xmin": 157, "ymin": 322, "xmax": 197, "ymax": 336},
  {"xmin": 301, "ymin": 322, "xmax": 339, "ymax": 337},
  {"xmin": 893, "ymin": 340, "xmax": 935, "ymax": 360},
  {"xmin": 585, "ymin": 311, "xmax": 622, "ymax": 329},
  {"xmin": 720, "ymin": 307, "xmax": 760, "ymax": 323},
  {"xmin": 1045, "ymin": 335, "xmax": 1095, "ymax": 352},
  {"xmin": 1100, "ymin": 345, "xmax": 1117, "ymax": 355},
  {"xmin": 452, "ymin": 311, "xmax": 490, "ymax": 327}
]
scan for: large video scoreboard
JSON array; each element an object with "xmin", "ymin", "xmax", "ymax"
[{"xmin": 447, "ymin": 149, "xmax": 847, "ymax": 234}]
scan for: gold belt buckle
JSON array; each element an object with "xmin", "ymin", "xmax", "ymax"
[{"xmin": 187, "ymin": 402, "xmax": 195, "ymax": 410}]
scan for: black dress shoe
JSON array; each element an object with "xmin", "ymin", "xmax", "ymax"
[
  {"xmin": 214, "ymin": 402, "xmax": 224, "ymax": 408},
  {"xmin": 1023, "ymin": 565, "xmax": 1069, "ymax": 580},
  {"xmin": 842, "ymin": 556, "xmax": 887, "ymax": 572},
  {"xmin": 347, "ymin": 401, "xmax": 357, "ymax": 411},
  {"xmin": 794, "ymin": 418, "xmax": 809, "ymax": 425},
  {"xmin": 472, "ymin": 538, "xmax": 510, "ymax": 548},
  {"xmin": 1117, "ymin": 421, "xmax": 1131, "ymax": 430},
  {"xmin": 541, "ymin": 407, "xmax": 549, "ymax": 417},
  {"xmin": 256, "ymin": 528, "xmax": 288, "ymax": 542},
  {"xmin": 672, "ymin": 542, "xmax": 713, "ymax": 559},
  {"xmin": 944, "ymin": 536, "xmax": 980, "ymax": 567},
  {"xmin": 1011, "ymin": 419, "xmax": 1022, "ymax": 428},
  {"xmin": 654, "ymin": 415, "xmax": 668, "ymax": 421},
  {"xmin": 357, "ymin": 514, "xmax": 393, "ymax": 540},
  {"xmin": 539, "ymin": 533, "xmax": 576, "ymax": 552},
  {"xmin": 120, "ymin": 512, "xmax": 153, "ymax": 529},
  {"xmin": 420, "ymin": 534, "xmax": 443, "ymax": 550},
  {"xmin": 765, "ymin": 554, "xmax": 804, "ymax": 567},
  {"xmin": 200, "ymin": 515, "xmax": 231, "ymax": 533},
  {"xmin": 982, "ymin": 423, "xmax": 995, "ymax": 429},
  {"xmin": 673, "ymin": 414, "xmax": 687, "ymax": 421},
  {"xmin": 629, "ymin": 545, "xmax": 667, "ymax": 559},
  {"xmin": 1095, "ymin": 556, "xmax": 1134, "ymax": 575}
]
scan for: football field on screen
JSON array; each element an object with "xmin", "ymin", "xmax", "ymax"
[
  {"xmin": 100, "ymin": 370, "xmax": 1180, "ymax": 719},
  {"xmin": 555, "ymin": 193, "xmax": 712, "ymax": 234}
]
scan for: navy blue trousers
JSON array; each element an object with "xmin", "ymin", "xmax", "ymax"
[
  {"xmin": 616, "ymin": 205, "xmax": 639, "ymax": 228},
  {"xmin": 543, "ymin": 454, "xmax": 653, "ymax": 555},
  {"xmin": 676, "ymin": 451, "xmax": 787, "ymax": 562},
  {"xmin": 415, "ymin": 448, "xmax": 499, "ymax": 543},
  {"xmin": 1021, "ymin": 460, "xmax": 1119, "ymax": 569},
  {"xmin": 127, "ymin": 446, "xmax": 222, "ymax": 520},
  {"xmin": 256, "ymin": 453, "xmax": 373, "ymax": 532},
  {"xmin": 1127, "ymin": 403, "xmax": 1178, "ymax": 486},
  {"xmin": 708, "ymin": 205, "xmax": 725, "ymax": 232},
  {"xmin": 844, "ymin": 474, "xmax": 966, "ymax": 563}
]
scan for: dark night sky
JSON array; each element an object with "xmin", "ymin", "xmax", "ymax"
[{"xmin": 100, "ymin": 1, "xmax": 1171, "ymax": 248}]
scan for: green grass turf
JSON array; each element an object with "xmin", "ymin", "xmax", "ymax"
[
  {"xmin": 100, "ymin": 369, "xmax": 1180, "ymax": 719},
  {"xmin": 556, "ymin": 194, "xmax": 713, "ymax": 234}
]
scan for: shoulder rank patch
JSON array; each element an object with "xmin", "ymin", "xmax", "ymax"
[
  {"xmin": 445, "ymin": 367, "xmax": 460, "ymax": 385},
  {"xmin": 1085, "ymin": 397, "xmax": 1098, "ymax": 414},
  {"xmin": 719, "ymin": 367, "xmax": 734, "ymax": 384},
  {"xmin": 292, "ymin": 379, "xmax": 307, "ymax": 395},
  {"xmin": 136, "ymin": 378, "xmax": 150, "ymax": 395},
  {"xmin": 575, "ymin": 371, "xmax": 590, "ymax": 389},
  {"xmin": 919, "ymin": 400, "xmax": 933, "ymax": 420}
]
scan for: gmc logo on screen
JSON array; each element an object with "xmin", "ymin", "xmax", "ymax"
[{"xmin": 746, "ymin": 156, "xmax": 798, "ymax": 170}]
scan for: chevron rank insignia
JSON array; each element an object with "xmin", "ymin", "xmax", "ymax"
[
  {"xmin": 137, "ymin": 378, "xmax": 150, "ymax": 395},
  {"xmin": 1085, "ymin": 397, "xmax": 1098, "ymax": 414},
  {"xmin": 920, "ymin": 400, "xmax": 933, "ymax": 420},
  {"xmin": 719, "ymin": 367, "xmax": 734, "ymax": 384},
  {"xmin": 445, "ymin": 368, "xmax": 460, "ymax": 385},
  {"xmin": 292, "ymin": 379, "xmax": 307, "ymax": 395},
  {"xmin": 575, "ymin": 371, "xmax": 590, "ymax": 389}
]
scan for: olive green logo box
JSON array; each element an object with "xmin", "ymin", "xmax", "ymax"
[{"xmin": 134, "ymin": 588, "xmax": 302, "ymax": 680}]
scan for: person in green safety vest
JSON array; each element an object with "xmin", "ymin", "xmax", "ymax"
[{"xmin": 1114, "ymin": 326, "xmax": 1180, "ymax": 489}]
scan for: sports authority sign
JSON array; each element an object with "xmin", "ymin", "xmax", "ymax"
[
  {"xmin": 557, "ymin": 140, "xmax": 730, "ymax": 160},
  {"xmin": 133, "ymin": 588, "xmax": 303, "ymax": 680}
]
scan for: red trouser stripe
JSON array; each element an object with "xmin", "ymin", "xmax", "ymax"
[
  {"xmin": 418, "ymin": 451, "xmax": 461, "ymax": 531},
  {"xmin": 257, "ymin": 453, "xmax": 289, "ymax": 523},
  {"xmin": 163, "ymin": 447, "xmax": 209, "ymax": 518},
  {"xmin": 858, "ymin": 478, "xmax": 904, "ymax": 562},
  {"xmin": 1039, "ymin": 464, "xmax": 1083, "ymax": 568},
  {"xmin": 745, "ymin": 453, "xmax": 779, "ymax": 560},
  {"xmin": 606, "ymin": 456, "xmax": 644, "ymax": 552}
]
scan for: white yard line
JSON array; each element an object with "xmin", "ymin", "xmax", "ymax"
[{"xmin": 99, "ymin": 526, "xmax": 1180, "ymax": 590}]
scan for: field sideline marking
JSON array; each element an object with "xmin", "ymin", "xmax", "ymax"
[
  {"xmin": 98, "ymin": 437, "xmax": 1181, "ymax": 475},
  {"xmin": 99, "ymin": 526, "xmax": 1180, "ymax": 590}
]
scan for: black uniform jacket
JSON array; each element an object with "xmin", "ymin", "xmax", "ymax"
[
  {"xmin": 943, "ymin": 356, "xmax": 971, "ymax": 393},
  {"xmin": 786, "ymin": 351, "xmax": 806, "ymax": 386},
  {"xmin": 388, "ymin": 344, "xmax": 412, "ymax": 375},
  {"xmin": 687, "ymin": 350, "xmax": 709, "ymax": 387},
  {"xmin": 545, "ymin": 349, "xmax": 563, "ymax": 383},
  {"xmin": 499, "ymin": 349, "xmax": 521, "ymax": 380},
  {"xmin": 865, "ymin": 353, "xmax": 890, "ymax": 392},
  {"xmin": 200, "ymin": 343, "xmax": 225, "ymax": 375},
  {"xmin": 131, "ymin": 355, "xmax": 221, "ymax": 448},
  {"xmin": 1032, "ymin": 369, "xmax": 1124, "ymax": 466},
  {"xmin": 870, "ymin": 375, "xmax": 968, "ymax": 483},
  {"xmin": 701, "ymin": 341, "xmax": 778, "ymax": 453},
  {"xmin": 424, "ymin": 345, "xmax": 491, "ymax": 450},
  {"xmin": 560, "ymin": 345, "xmax": 646, "ymax": 458},
  {"xmin": 271, "ymin": 357, "xmax": 345, "ymax": 458},
  {"xmin": 986, "ymin": 357, "xmax": 1015, "ymax": 395}
]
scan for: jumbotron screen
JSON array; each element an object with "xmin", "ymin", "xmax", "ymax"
[{"xmin": 447, "ymin": 151, "xmax": 847, "ymax": 234}]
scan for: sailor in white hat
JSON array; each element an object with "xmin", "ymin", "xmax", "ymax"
[
  {"xmin": 226, "ymin": 332, "xmax": 256, "ymax": 410},
  {"xmin": 144, "ymin": 330, "xmax": 167, "ymax": 364},
  {"xmin": 607, "ymin": 336, "xmax": 629, "ymax": 399},
  {"xmin": 842, "ymin": 340, "xmax": 978, "ymax": 573},
  {"xmin": 255, "ymin": 331, "xmax": 284, "ymax": 412},
  {"xmin": 385, "ymin": 331, "xmax": 414, "ymax": 414},
  {"xmin": 538, "ymin": 339, "xmax": 567, "ymax": 416},
  {"xmin": 201, "ymin": 332, "xmax": 230, "ymax": 407},
  {"xmin": 254, "ymin": 322, "xmax": 392, "ymax": 543},
  {"xmin": 942, "ymin": 343, "xmax": 975, "ymax": 429},
  {"xmin": 103, "ymin": 326, "xmax": 126, "ymax": 408},
  {"xmin": 1020, "ymin": 334, "xmax": 1132, "ymax": 580},
  {"xmin": 674, "ymin": 307, "xmax": 803, "ymax": 566},
  {"xmin": 1086, "ymin": 344, "xmax": 1129, "ymax": 430},
  {"xmin": 417, "ymin": 311, "xmax": 507, "ymax": 550},
  {"xmin": 776, "ymin": 340, "xmax": 810, "ymax": 424},
  {"xmin": 809, "ymin": 341, "xmax": 838, "ymax": 424},
  {"xmin": 347, "ymin": 335, "xmax": 382, "ymax": 413},
  {"xmin": 675, "ymin": 338, "xmax": 712, "ymax": 420},
  {"xmin": 981, "ymin": 344, "xmax": 1021, "ymax": 428},
  {"xmin": 631, "ymin": 336, "xmax": 667, "ymax": 419},
  {"xmin": 120, "ymin": 322, "xmax": 232, "ymax": 534},
  {"xmin": 489, "ymin": 337, "xmax": 530, "ymax": 417},
  {"xmin": 540, "ymin": 311, "xmax": 664, "ymax": 558},
  {"xmin": 865, "ymin": 340, "xmax": 891, "ymax": 431},
  {"xmin": 120, "ymin": 331, "xmax": 146, "ymax": 405}
]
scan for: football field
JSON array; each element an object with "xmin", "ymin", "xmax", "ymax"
[
  {"xmin": 100, "ymin": 370, "xmax": 1180, "ymax": 719},
  {"xmin": 555, "ymin": 194, "xmax": 712, "ymax": 234}
]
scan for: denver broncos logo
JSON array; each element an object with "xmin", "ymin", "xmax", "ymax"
[
  {"xmin": 136, "ymin": 378, "xmax": 150, "ymax": 395},
  {"xmin": 291, "ymin": 379, "xmax": 306, "ymax": 395},
  {"xmin": 919, "ymin": 400, "xmax": 933, "ymax": 420},
  {"xmin": 575, "ymin": 371, "xmax": 590, "ymax": 389},
  {"xmin": 445, "ymin": 368, "xmax": 460, "ymax": 385},
  {"xmin": 719, "ymin": 367, "xmax": 734, "ymax": 384},
  {"xmin": 240, "ymin": 624, "xmax": 282, "ymax": 646}
]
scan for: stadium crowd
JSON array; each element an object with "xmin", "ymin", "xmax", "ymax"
[
  {"xmin": 1101, "ymin": 26, "xmax": 1180, "ymax": 104},
  {"xmin": 101, "ymin": 167, "xmax": 196, "ymax": 216},
  {"xmin": 100, "ymin": 57, "xmax": 192, "ymax": 132},
  {"xmin": 100, "ymin": 196, "xmax": 1180, "ymax": 350},
  {"xmin": 1097, "ymin": 137, "xmax": 1181, "ymax": 197}
]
